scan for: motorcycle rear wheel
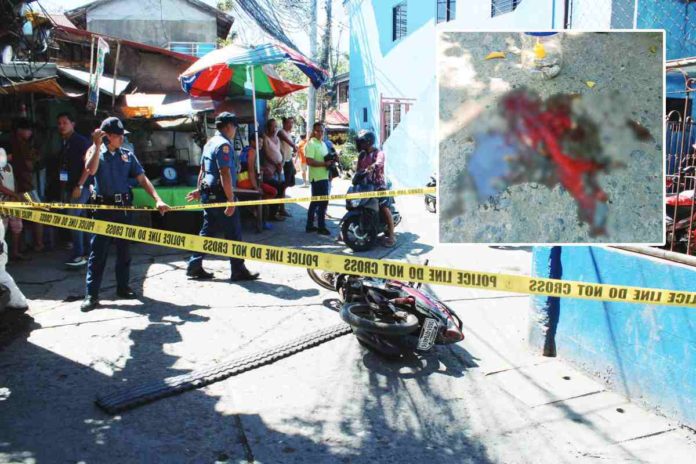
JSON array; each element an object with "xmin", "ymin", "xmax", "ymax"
[
  {"xmin": 340, "ymin": 302, "xmax": 419, "ymax": 336},
  {"xmin": 307, "ymin": 269, "xmax": 337, "ymax": 291},
  {"xmin": 342, "ymin": 215, "xmax": 377, "ymax": 252}
]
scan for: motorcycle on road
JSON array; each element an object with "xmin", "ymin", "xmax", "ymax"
[
  {"xmin": 340, "ymin": 170, "xmax": 401, "ymax": 252},
  {"xmin": 307, "ymin": 264, "xmax": 464, "ymax": 358}
]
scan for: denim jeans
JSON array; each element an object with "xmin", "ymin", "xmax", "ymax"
[
  {"xmin": 63, "ymin": 186, "xmax": 92, "ymax": 258},
  {"xmin": 307, "ymin": 179, "xmax": 330, "ymax": 229},
  {"xmin": 85, "ymin": 210, "xmax": 133, "ymax": 297},
  {"xmin": 188, "ymin": 206, "xmax": 245, "ymax": 274}
]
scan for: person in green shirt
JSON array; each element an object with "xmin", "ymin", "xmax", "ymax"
[{"xmin": 304, "ymin": 122, "xmax": 335, "ymax": 235}]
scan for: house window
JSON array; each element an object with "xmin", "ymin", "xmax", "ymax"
[
  {"xmin": 491, "ymin": 0, "xmax": 521, "ymax": 17},
  {"xmin": 437, "ymin": 0, "xmax": 456, "ymax": 23},
  {"xmin": 338, "ymin": 82, "xmax": 349, "ymax": 104},
  {"xmin": 363, "ymin": 107, "xmax": 368, "ymax": 122},
  {"xmin": 380, "ymin": 97, "xmax": 414, "ymax": 143},
  {"xmin": 392, "ymin": 2, "xmax": 407, "ymax": 41}
]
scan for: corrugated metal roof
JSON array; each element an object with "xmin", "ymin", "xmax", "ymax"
[
  {"xmin": 57, "ymin": 66, "xmax": 130, "ymax": 97},
  {"xmin": 53, "ymin": 25, "xmax": 199, "ymax": 63}
]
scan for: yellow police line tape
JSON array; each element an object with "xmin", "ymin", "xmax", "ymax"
[
  {"xmin": 0, "ymin": 187, "xmax": 435, "ymax": 212},
  {"xmin": 4, "ymin": 206, "xmax": 695, "ymax": 308}
]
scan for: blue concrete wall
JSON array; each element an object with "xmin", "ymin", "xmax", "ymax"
[
  {"xmin": 638, "ymin": 0, "xmax": 696, "ymax": 60},
  {"xmin": 530, "ymin": 246, "xmax": 696, "ymax": 428},
  {"xmin": 382, "ymin": 79, "xmax": 437, "ymax": 189}
]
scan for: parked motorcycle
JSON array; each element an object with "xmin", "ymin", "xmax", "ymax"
[
  {"xmin": 307, "ymin": 264, "xmax": 464, "ymax": 358},
  {"xmin": 340, "ymin": 170, "xmax": 401, "ymax": 252},
  {"xmin": 665, "ymin": 166, "xmax": 696, "ymax": 253},
  {"xmin": 425, "ymin": 175, "xmax": 437, "ymax": 213}
]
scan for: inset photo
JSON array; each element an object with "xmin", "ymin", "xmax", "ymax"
[{"xmin": 438, "ymin": 31, "xmax": 664, "ymax": 244}]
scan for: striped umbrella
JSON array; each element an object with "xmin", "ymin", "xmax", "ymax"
[
  {"xmin": 179, "ymin": 43, "xmax": 327, "ymax": 180},
  {"xmin": 179, "ymin": 43, "xmax": 327, "ymax": 100}
]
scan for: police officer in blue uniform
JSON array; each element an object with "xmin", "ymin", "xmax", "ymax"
[
  {"xmin": 186, "ymin": 112, "xmax": 259, "ymax": 281},
  {"xmin": 80, "ymin": 117, "xmax": 171, "ymax": 312}
]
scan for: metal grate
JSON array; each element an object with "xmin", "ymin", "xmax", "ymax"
[
  {"xmin": 665, "ymin": 105, "xmax": 696, "ymax": 256},
  {"xmin": 491, "ymin": 0, "xmax": 521, "ymax": 18},
  {"xmin": 564, "ymin": 0, "xmax": 636, "ymax": 28},
  {"xmin": 392, "ymin": 1, "xmax": 407, "ymax": 42}
]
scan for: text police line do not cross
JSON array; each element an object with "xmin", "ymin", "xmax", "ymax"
[{"xmin": 6, "ymin": 207, "xmax": 696, "ymax": 308}]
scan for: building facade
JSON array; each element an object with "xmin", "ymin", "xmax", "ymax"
[
  {"xmin": 66, "ymin": 0, "xmax": 233, "ymax": 56},
  {"xmin": 346, "ymin": 0, "xmax": 562, "ymax": 188},
  {"xmin": 346, "ymin": 0, "xmax": 696, "ymax": 188}
]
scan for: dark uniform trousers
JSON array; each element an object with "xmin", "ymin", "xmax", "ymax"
[
  {"xmin": 188, "ymin": 202, "xmax": 244, "ymax": 273},
  {"xmin": 86, "ymin": 209, "xmax": 133, "ymax": 297}
]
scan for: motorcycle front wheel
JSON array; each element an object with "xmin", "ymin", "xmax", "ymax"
[
  {"xmin": 307, "ymin": 269, "xmax": 337, "ymax": 291},
  {"xmin": 342, "ymin": 215, "xmax": 377, "ymax": 252},
  {"xmin": 340, "ymin": 302, "xmax": 419, "ymax": 336},
  {"xmin": 425, "ymin": 195, "xmax": 436, "ymax": 213}
]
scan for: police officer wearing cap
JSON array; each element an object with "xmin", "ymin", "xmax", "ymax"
[
  {"xmin": 186, "ymin": 112, "xmax": 259, "ymax": 281},
  {"xmin": 80, "ymin": 117, "xmax": 171, "ymax": 312}
]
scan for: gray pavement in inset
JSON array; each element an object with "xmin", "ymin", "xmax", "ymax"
[
  {"xmin": 438, "ymin": 32, "xmax": 664, "ymax": 244},
  {"xmin": 1, "ymin": 178, "xmax": 694, "ymax": 463}
]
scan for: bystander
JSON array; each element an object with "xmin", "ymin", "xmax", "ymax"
[
  {"xmin": 55, "ymin": 112, "xmax": 93, "ymax": 267},
  {"xmin": 8, "ymin": 118, "xmax": 43, "ymax": 253},
  {"xmin": 305, "ymin": 122, "xmax": 334, "ymax": 236}
]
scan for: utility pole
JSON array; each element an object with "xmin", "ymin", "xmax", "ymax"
[
  {"xmin": 320, "ymin": 0, "xmax": 333, "ymax": 121},
  {"xmin": 306, "ymin": 0, "xmax": 318, "ymax": 135}
]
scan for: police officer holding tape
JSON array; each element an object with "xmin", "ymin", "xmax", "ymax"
[
  {"xmin": 81, "ymin": 117, "xmax": 171, "ymax": 312},
  {"xmin": 186, "ymin": 112, "xmax": 259, "ymax": 282}
]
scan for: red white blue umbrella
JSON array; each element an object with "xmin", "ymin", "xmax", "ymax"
[
  {"xmin": 179, "ymin": 43, "xmax": 327, "ymax": 100},
  {"xmin": 179, "ymin": 43, "xmax": 327, "ymax": 175}
]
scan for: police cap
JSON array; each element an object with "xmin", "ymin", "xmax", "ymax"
[
  {"xmin": 100, "ymin": 116, "xmax": 129, "ymax": 135},
  {"xmin": 215, "ymin": 112, "xmax": 239, "ymax": 127}
]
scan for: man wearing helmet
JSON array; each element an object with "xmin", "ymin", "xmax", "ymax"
[{"xmin": 356, "ymin": 130, "xmax": 396, "ymax": 247}]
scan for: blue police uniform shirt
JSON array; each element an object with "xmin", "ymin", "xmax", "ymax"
[
  {"xmin": 201, "ymin": 131, "xmax": 236, "ymax": 189},
  {"xmin": 93, "ymin": 144, "xmax": 144, "ymax": 196}
]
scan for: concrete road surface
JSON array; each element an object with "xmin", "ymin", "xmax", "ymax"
[{"xmin": 1, "ymin": 179, "xmax": 694, "ymax": 463}]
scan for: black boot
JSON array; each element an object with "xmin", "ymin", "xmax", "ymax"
[
  {"xmin": 186, "ymin": 268, "xmax": 214, "ymax": 280},
  {"xmin": 230, "ymin": 268, "xmax": 260, "ymax": 282},
  {"xmin": 80, "ymin": 295, "xmax": 99, "ymax": 312}
]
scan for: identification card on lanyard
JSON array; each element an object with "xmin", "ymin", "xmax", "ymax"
[{"xmin": 59, "ymin": 170, "xmax": 69, "ymax": 182}]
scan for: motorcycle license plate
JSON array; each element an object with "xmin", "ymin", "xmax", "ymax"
[{"xmin": 417, "ymin": 318, "xmax": 440, "ymax": 351}]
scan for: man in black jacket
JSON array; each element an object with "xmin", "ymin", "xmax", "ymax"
[{"xmin": 56, "ymin": 112, "xmax": 93, "ymax": 267}]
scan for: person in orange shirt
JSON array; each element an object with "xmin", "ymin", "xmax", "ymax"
[
  {"xmin": 296, "ymin": 134, "xmax": 308, "ymax": 187},
  {"xmin": 237, "ymin": 135, "xmax": 277, "ymax": 230}
]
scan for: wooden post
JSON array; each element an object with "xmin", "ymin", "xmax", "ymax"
[
  {"xmin": 111, "ymin": 41, "xmax": 121, "ymax": 109},
  {"xmin": 87, "ymin": 36, "xmax": 95, "ymax": 105}
]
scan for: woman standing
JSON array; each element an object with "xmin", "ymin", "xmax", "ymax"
[
  {"xmin": 237, "ymin": 135, "xmax": 277, "ymax": 230},
  {"xmin": 261, "ymin": 119, "xmax": 286, "ymax": 221}
]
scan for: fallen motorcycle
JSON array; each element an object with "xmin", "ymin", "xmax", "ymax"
[{"xmin": 307, "ymin": 265, "xmax": 464, "ymax": 358}]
